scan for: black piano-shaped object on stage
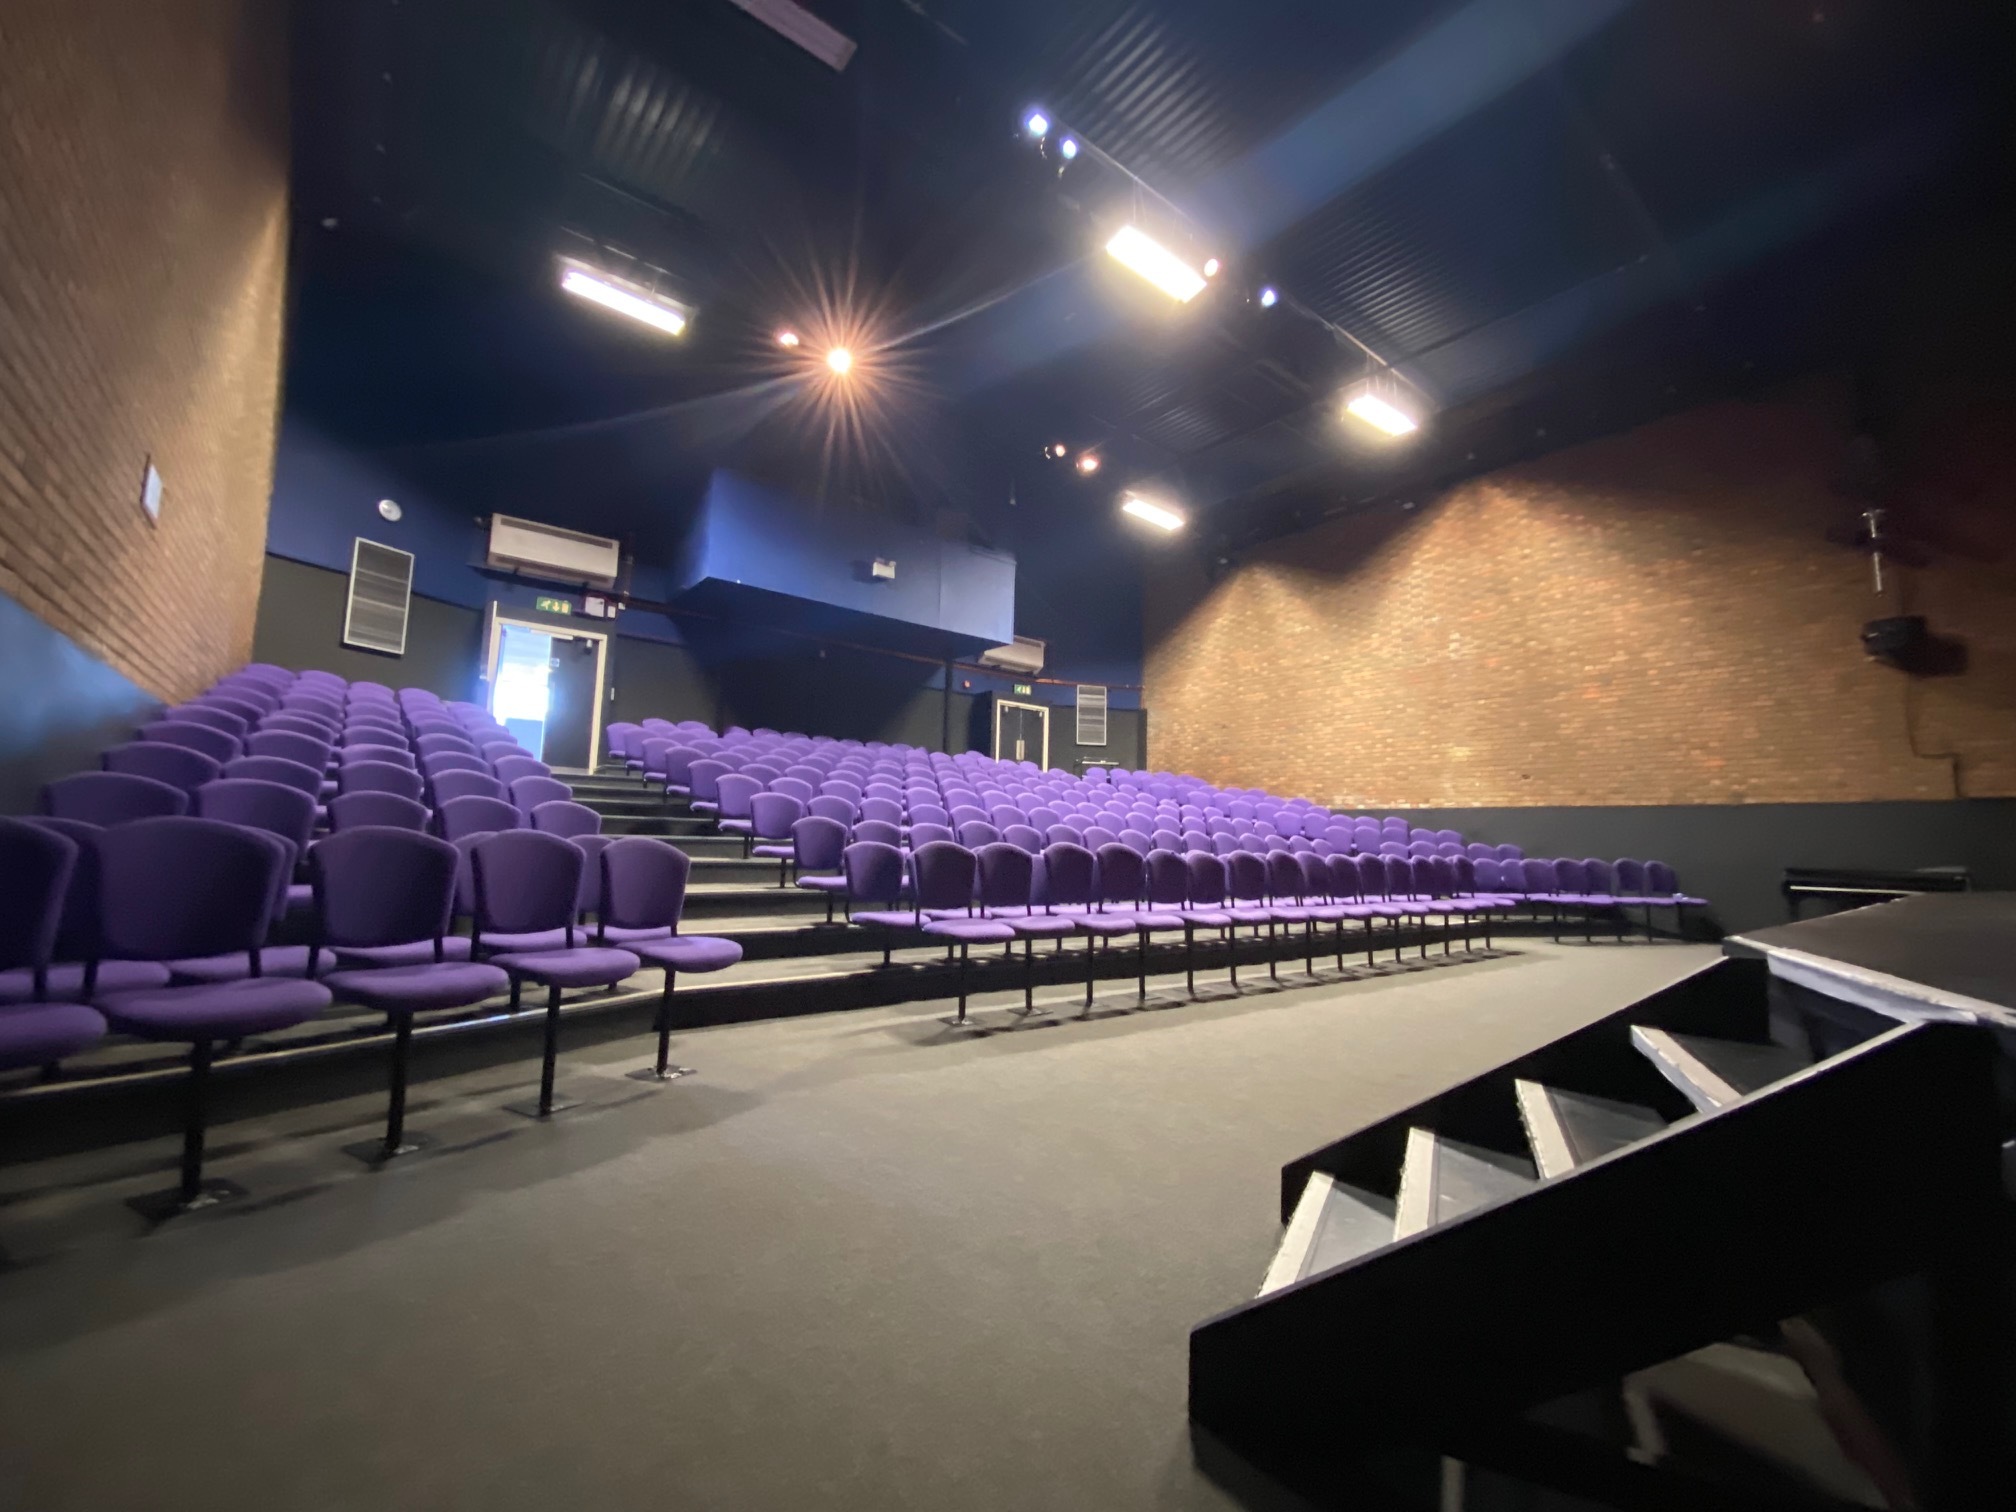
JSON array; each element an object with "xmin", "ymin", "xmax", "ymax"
[{"xmin": 1780, "ymin": 862, "xmax": 1969, "ymax": 919}]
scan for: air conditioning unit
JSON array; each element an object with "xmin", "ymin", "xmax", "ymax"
[
  {"xmin": 977, "ymin": 636, "xmax": 1046, "ymax": 676},
  {"xmin": 486, "ymin": 514, "xmax": 622, "ymax": 588}
]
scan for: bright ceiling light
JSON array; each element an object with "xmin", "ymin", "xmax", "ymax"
[
  {"xmin": 1049, "ymin": 442, "xmax": 1068, "ymax": 459},
  {"xmin": 776, "ymin": 329, "xmax": 801, "ymax": 348},
  {"xmin": 1076, "ymin": 452, "xmax": 1101, "ymax": 475},
  {"xmin": 1104, "ymin": 225, "xmax": 1208, "ymax": 303},
  {"xmin": 1342, "ymin": 374, "xmax": 1428, "ymax": 438},
  {"xmin": 557, "ymin": 260, "xmax": 689, "ymax": 338},
  {"xmin": 1257, "ymin": 286, "xmax": 1278, "ymax": 308},
  {"xmin": 826, "ymin": 347, "xmax": 854, "ymax": 374},
  {"xmin": 1203, "ymin": 258, "xmax": 1221, "ymax": 277},
  {"xmin": 1121, "ymin": 494, "xmax": 1185, "ymax": 532},
  {"xmin": 1345, "ymin": 393, "xmax": 1419, "ymax": 436},
  {"xmin": 1024, "ymin": 110, "xmax": 1050, "ymax": 138},
  {"xmin": 1059, "ymin": 137, "xmax": 1079, "ymax": 161}
]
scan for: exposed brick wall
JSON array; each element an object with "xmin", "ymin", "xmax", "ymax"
[
  {"xmin": 0, "ymin": 1, "xmax": 289, "ymax": 702},
  {"xmin": 1145, "ymin": 376, "xmax": 2016, "ymax": 807}
]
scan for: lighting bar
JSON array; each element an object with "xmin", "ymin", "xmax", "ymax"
[
  {"xmin": 557, "ymin": 260, "xmax": 689, "ymax": 338},
  {"xmin": 1341, "ymin": 374, "xmax": 1428, "ymax": 438},
  {"xmin": 1104, "ymin": 225, "xmax": 1208, "ymax": 303},
  {"xmin": 1121, "ymin": 495, "xmax": 1185, "ymax": 532}
]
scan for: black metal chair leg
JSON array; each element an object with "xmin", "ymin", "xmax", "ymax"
[
  {"xmin": 655, "ymin": 971, "xmax": 678, "ymax": 1077},
  {"xmin": 1268, "ymin": 921, "xmax": 1279, "ymax": 982},
  {"xmin": 537, "ymin": 984, "xmax": 563, "ymax": 1116},
  {"xmin": 1304, "ymin": 919, "xmax": 1316, "ymax": 975},
  {"xmin": 1227, "ymin": 927, "xmax": 1238, "ymax": 988},
  {"xmin": 955, "ymin": 942, "xmax": 970, "ymax": 1024},
  {"xmin": 383, "ymin": 1014, "xmax": 414, "ymax": 1157},
  {"xmin": 1138, "ymin": 931, "xmax": 1148, "ymax": 999},
  {"xmin": 1185, "ymin": 927, "xmax": 1196, "ymax": 996},
  {"xmin": 508, "ymin": 974, "xmax": 523, "ymax": 1010},
  {"xmin": 1085, "ymin": 938, "xmax": 1096, "ymax": 1011},
  {"xmin": 1023, "ymin": 938, "xmax": 1034, "ymax": 1013},
  {"xmin": 179, "ymin": 1038, "xmax": 214, "ymax": 1203},
  {"xmin": 1366, "ymin": 917, "xmax": 1378, "ymax": 968}
]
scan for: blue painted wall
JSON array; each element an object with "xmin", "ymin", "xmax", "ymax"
[{"xmin": 0, "ymin": 588, "xmax": 162, "ymax": 814}]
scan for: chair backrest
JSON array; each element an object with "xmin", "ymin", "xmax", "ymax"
[
  {"xmin": 911, "ymin": 842, "xmax": 977, "ymax": 913},
  {"xmin": 1145, "ymin": 848, "xmax": 1189, "ymax": 907},
  {"xmin": 221, "ymin": 755, "xmax": 322, "ymax": 797},
  {"xmin": 470, "ymin": 829, "xmax": 584, "ymax": 938},
  {"xmin": 340, "ymin": 761, "xmax": 426, "ymax": 802},
  {"xmin": 438, "ymin": 794, "xmax": 523, "ymax": 841},
  {"xmin": 957, "ymin": 820, "xmax": 1001, "ymax": 849},
  {"xmin": 841, "ymin": 840, "xmax": 906, "ymax": 907},
  {"xmin": 819, "ymin": 778, "xmax": 862, "ymax": 804},
  {"xmin": 1184, "ymin": 851, "xmax": 1228, "ymax": 908},
  {"xmin": 311, "ymin": 826, "xmax": 459, "ymax": 948},
  {"xmin": 748, "ymin": 792, "xmax": 804, "ymax": 841},
  {"xmin": 416, "ymin": 732, "xmax": 476, "ymax": 757},
  {"xmin": 41, "ymin": 770, "xmax": 188, "ymax": 825},
  {"xmin": 1002, "ymin": 823, "xmax": 1044, "ymax": 854},
  {"xmin": 1615, "ymin": 858, "xmax": 1648, "ymax": 894},
  {"xmin": 245, "ymin": 729, "xmax": 333, "ymax": 770},
  {"xmin": 95, "ymin": 817, "xmax": 285, "ymax": 962},
  {"xmin": 1047, "ymin": 823, "xmax": 1086, "ymax": 848},
  {"xmin": 1092, "ymin": 843, "xmax": 1145, "ymax": 908},
  {"xmin": 492, "ymin": 755, "xmax": 552, "ymax": 787},
  {"xmin": 769, "ymin": 777, "xmax": 815, "ymax": 805},
  {"xmin": 1226, "ymin": 850, "xmax": 1269, "ymax": 904},
  {"xmin": 808, "ymin": 795, "xmax": 856, "ymax": 825},
  {"xmin": 858, "ymin": 797, "xmax": 902, "ymax": 826},
  {"xmin": 791, "ymin": 815, "xmax": 848, "ymax": 871},
  {"xmin": 262, "ymin": 713, "xmax": 337, "ymax": 742},
  {"xmin": 907, "ymin": 822, "xmax": 955, "ymax": 848},
  {"xmin": 531, "ymin": 800, "xmax": 602, "ymax": 838},
  {"xmin": 1039, "ymin": 842, "xmax": 1095, "ymax": 910},
  {"xmin": 1296, "ymin": 850, "xmax": 1330, "ymax": 899},
  {"xmin": 715, "ymin": 773, "xmax": 761, "ymax": 821},
  {"xmin": 509, "ymin": 775, "xmax": 573, "ymax": 813},
  {"xmin": 328, "ymin": 791, "xmax": 431, "ymax": 832},
  {"xmin": 341, "ymin": 743, "xmax": 416, "ymax": 770},
  {"xmin": 600, "ymin": 837, "xmax": 691, "ymax": 932},
  {"xmin": 429, "ymin": 768, "xmax": 506, "ymax": 805},
  {"xmin": 195, "ymin": 777, "xmax": 318, "ymax": 851},
  {"xmin": 102, "ymin": 740, "xmax": 222, "ymax": 795},
  {"xmin": 975, "ymin": 843, "xmax": 1033, "ymax": 911},
  {"xmin": 1582, "ymin": 858, "xmax": 1617, "ymax": 895},
  {"xmin": 422, "ymin": 751, "xmax": 490, "ymax": 778},
  {"xmin": 1645, "ymin": 861, "xmax": 1681, "ymax": 896},
  {"xmin": 1553, "ymin": 858, "xmax": 1589, "ymax": 894},
  {"xmin": 1266, "ymin": 849, "xmax": 1305, "ymax": 903},
  {"xmin": 0, "ymin": 818, "xmax": 78, "ymax": 976},
  {"xmin": 851, "ymin": 819, "xmax": 901, "ymax": 848},
  {"xmin": 167, "ymin": 703, "xmax": 249, "ymax": 738},
  {"xmin": 140, "ymin": 719, "xmax": 241, "ymax": 764},
  {"xmin": 1521, "ymin": 858, "xmax": 1559, "ymax": 894},
  {"xmin": 1496, "ymin": 843, "xmax": 1524, "ymax": 862}
]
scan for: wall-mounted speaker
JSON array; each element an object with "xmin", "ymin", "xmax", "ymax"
[{"xmin": 1860, "ymin": 615, "xmax": 1926, "ymax": 660}]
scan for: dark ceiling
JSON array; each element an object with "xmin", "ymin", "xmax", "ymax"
[{"xmin": 288, "ymin": 0, "xmax": 2008, "ymax": 567}]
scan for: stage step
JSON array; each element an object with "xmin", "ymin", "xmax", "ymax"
[
  {"xmin": 1394, "ymin": 1128, "xmax": 1536, "ymax": 1238},
  {"xmin": 1259, "ymin": 1174, "xmax": 1395, "ymax": 1296},
  {"xmin": 1514, "ymin": 1079, "xmax": 1669, "ymax": 1178},
  {"xmin": 1631, "ymin": 1028, "xmax": 1812, "ymax": 1113}
]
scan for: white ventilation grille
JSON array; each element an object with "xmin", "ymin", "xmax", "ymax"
[
  {"xmin": 1075, "ymin": 685, "xmax": 1109, "ymax": 747},
  {"xmin": 487, "ymin": 514, "xmax": 622, "ymax": 587},
  {"xmin": 343, "ymin": 538, "xmax": 415, "ymax": 655}
]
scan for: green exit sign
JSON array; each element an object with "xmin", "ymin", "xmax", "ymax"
[
  {"xmin": 535, "ymin": 595, "xmax": 573, "ymax": 616},
  {"xmin": 1012, "ymin": 683, "xmax": 1033, "ymax": 696}
]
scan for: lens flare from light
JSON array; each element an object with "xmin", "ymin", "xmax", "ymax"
[
  {"xmin": 1258, "ymin": 286, "xmax": 1278, "ymax": 308},
  {"xmin": 1203, "ymin": 258, "xmax": 1221, "ymax": 277},
  {"xmin": 1121, "ymin": 495, "xmax": 1185, "ymax": 532},
  {"xmin": 776, "ymin": 329, "xmax": 801, "ymax": 348},
  {"xmin": 826, "ymin": 347, "xmax": 854, "ymax": 375},
  {"xmin": 1024, "ymin": 110, "xmax": 1050, "ymax": 138},
  {"xmin": 1059, "ymin": 138, "xmax": 1079, "ymax": 160},
  {"xmin": 1076, "ymin": 453, "xmax": 1101, "ymax": 475},
  {"xmin": 1345, "ymin": 391, "xmax": 1421, "ymax": 437}
]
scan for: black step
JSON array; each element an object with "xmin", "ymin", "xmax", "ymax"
[
  {"xmin": 1514, "ymin": 1080, "xmax": 1669, "ymax": 1178},
  {"xmin": 1394, "ymin": 1129, "xmax": 1535, "ymax": 1237},
  {"xmin": 1631, "ymin": 1029, "xmax": 1813, "ymax": 1114}
]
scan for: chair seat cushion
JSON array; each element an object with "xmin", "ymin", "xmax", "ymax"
[
  {"xmin": 1006, "ymin": 914, "xmax": 1077, "ymax": 937},
  {"xmin": 795, "ymin": 875, "xmax": 848, "ymax": 893},
  {"xmin": 490, "ymin": 947, "xmax": 640, "ymax": 988},
  {"xmin": 286, "ymin": 882, "xmax": 314, "ymax": 911},
  {"xmin": 717, "ymin": 819, "xmax": 753, "ymax": 835},
  {"xmin": 166, "ymin": 944, "xmax": 332, "ymax": 985},
  {"xmin": 750, "ymin": 844, "xmax": 793, "ymax": 859},
  {"xmin": 852, "ymin": 910, "xmax": 919, "ymax": 930},
  {"xmin": 322, "ymin": 962, "xmax": 510, "ymax": 1012},
  {"xmin": 1178, "ymin": 909, "xmax": 1234, "ymax": 928},
  {"xmin": 1074, "ymin": 914, "xmax": 1138, "ymax": 938},
  {"xmin": 921, "ymin": 919, "xmax": 1016, "ymax": 945},
  {"xmin": 596, "ymin": 924, "xmax": 674, "ymax": 945},
  {"xmin": 480, "ymin": 928, "xmax": 575, "ymax": 953},
  {"xmin": 0, "ymin": 1002, "xmax": 108, "ymax": 1072},
  {"xmin": 331, "ymin": 936, "xmax": 475, "ymax": 968},
  {"xmin": 1130, "ymin": 910, "xmax": 1185, "ymax": 931},
  {"xmin": 0, "ymin": 959, "xmax": 170, "ymax": 1005},
  {"xmin": 1299, "ymin": 904, "xmax": 1351, "ymax": 923},
  {"xmin": 1223, "ymin": 907, "xmax": 1273, "ymax": 926},
  {"xmin": 97, "ymin": 977, "xmax": 333, "ymax": 1040},
  {"xmin": 631, "ymin": 935, "xmax": 743, "ymax": 973}
]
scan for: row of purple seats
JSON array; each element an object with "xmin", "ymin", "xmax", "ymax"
[{"xmin": 0, "ymin": 816, "xmax": 740, "ymax": 1212}]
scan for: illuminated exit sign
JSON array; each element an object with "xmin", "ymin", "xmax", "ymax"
[
  {"xmin": 535, "ymin": 595, "xmax": 573, "ymax": 616},
  {"xmin": 1013, "ymin": 683, "xmax": 1033, "ymax": 696}
]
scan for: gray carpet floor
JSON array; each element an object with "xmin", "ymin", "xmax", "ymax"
[{"xmin": 0, "ymin": 941, "xmax": 1714, "ymax": 1512}]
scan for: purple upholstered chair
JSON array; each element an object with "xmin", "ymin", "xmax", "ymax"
[
  {"xmin": 139, "ymin": 720, "xmax": 241, "ymax": 765},
  {"xmin": 957, "ymin": 820, "xmax": 1002, "ymax": 850},
  {"xmin": 851, "ymin": 819, "xmax": 902, "ymax": 850},
  {"xmin": 906, "ymin": 842, "xmax": 1014, "ymax": 1024},
  {"xmin": 470, "ymin": 831, "xmax": 640, "ymax": 1117},
  {"xmin": 415, "ymin": 732, "xmax": 477, "ymax": 758},
  {"xmin": 844, "ymin": 841, "xmax": 916, "ymax": 965},
  {"xmin": 508, "ymin": 775, "xmax": 573, "ymax": 815},
  {"xmin": 429, "ymin": 768, "xmax": 506, "ymax": 806},
  {"xmin": 786, "ymin": 817, "xmax": 852, "ymax": 919},
  {"xmin": 245, "ymin": 729, "xmax": 333, "ymax": 770},
  {"xmin": 594, "ymin": 839, "xmax": 743, "ymax": 1080},
  {"xmin": 42, "ymin": 770, "xmax": 188, "ymax": 825},
  {"xmin": 327, "ymin": 791, "xmax": 429, "ymax": 833},
  {"xmin": 531, "ymin": 800, "xmax": 602, "ymax": 839},
  {"xmin": 102, "ymin": 741, "xmax": 221, "ymax": 797},
  {"xmin": 341, "ymin": 761, "xmax": 425, "ymax": 803},
  {"xmin": 341, "ymin": 743, "xmax": 417, "ymax": 771},
  {"xmin": 2, "ymin": 819, "xmax": 171, "ymax": 1004},
  {"xmin": 438, "ymin": 794, "xmax": 522, "ymax": 842},
  {"xmin": 975, "ymin": 842, "xmax": 1070, "ymax": 1013},
  {"xmin": 493, "ymin": 755, "xmax": 552, "ymax": 788},
  {"xmin": 313, "ymin": 828, "xmax": 509, "ymax": 1161},
  {"xmin": 0, "ymin": 820, "xmax": 107, "ymax": 1071},
  {"xmin": 262, "ymin": 713, "xmax": 339, "ymax": 743},
  {"xmin": 1642, "ymin": 861, "xmax": 1706, "ymax": 936},
  {"xmin": 93, "ymin": 818, "xmax": 332, "ymax": 1213},
  {"xmin": 166, "ymin": 703, "xmax": 248, "ymax": 739},
  {"xmin": 808, "ymin": 794, "xmax": 856, "ymax": 826},
  {"xmin": 1095, "ymin": 844, "xmax": 1184, "ymax": 999},
  {"xmin": 1144, "ymin": 848, "xmax": 1224, "ymax": 995}
]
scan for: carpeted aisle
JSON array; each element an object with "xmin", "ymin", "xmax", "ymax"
[{"xmin": 0, "ymin": 942, "xmax": 1714, "ymax": 1512}]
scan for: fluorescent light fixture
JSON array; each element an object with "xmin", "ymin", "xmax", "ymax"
[
  {"xmin": 1059, "ymin": 137, "xmax": 1079, "ymax": 160},
  {"xmin": 1024, "ymin": 110, "xmax": 1050, "ymax": 138},
  {"xmin": 1257, "ymin": 286, "xmax": 1278, "ymax": 308},
  {"xmin": 825, "ymin": 347, "xmax": 854, "ymax": 374},
  {"xmin": 558, "ymin": 261, "xmax": 689, "ymax": 337},
  {"xmin": 1342, "ymin": 374, "xmax": 1428, "ymax": 438},
  {"xmin": 1121, "ymin": 494, "xmax": 1185, "ymax": 531},
  {"xmin": 1104, "ymin": 225, "xmax": 1208, "ymax": 303}
]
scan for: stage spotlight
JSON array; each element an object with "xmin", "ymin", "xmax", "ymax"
[
  {"xmin": 1104, "ymin": 225, "xmax": 1207, "ymax": 303},
  {"xmin": 1121, "ymin": 494, "xmax": 1185, "ymax": 532},
  {"xmin": 1342, "ymin": 374, "xmax": 1427, "ymax": 438},
  {"xmin": 1203, "ymin": 258, "xmax": 1221, "ymax": 277},
  {"xmin": 1024, "ymin": 110, "xmax": 1050, "ymax": 138},
  {"xmin": 1059, "ymin": 137, "xmax": 1079, "ymax": 161},
  {"xmin": 1076, "ymin": 453, "xmax": 1101, "ymax": 475},
  {"xmin": 1258, "ymin": 286, "xmax": 1278, "ymax": 308},
  {"xmin": 1049, "ymin": 442, "xmax": 1068, "ymax": 459},
  {"xmin": 557, "ymin": 259, "xmax": 689, "ymax": 338},
  {"xmin": 826, "ymin": 347, "xmax": 854, "ymax": 375},
  {"xmin": 776, "ymin": 329, "xmax": 801, "ymax": 348}
]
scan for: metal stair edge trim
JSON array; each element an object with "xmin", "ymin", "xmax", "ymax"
[{"xmin": 1259, "ymin": 1172, "xmax": 1335, "ymax": 1297}]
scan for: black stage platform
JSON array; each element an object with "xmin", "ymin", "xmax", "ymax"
[{"xmin": 1731, "ymin": 891, "xmax": 2016, "ymax": 1030}]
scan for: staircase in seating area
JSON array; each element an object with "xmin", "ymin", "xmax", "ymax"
[{"xmin": 1191, "ymin": 956, "xmax": 2010, "ymax": 1511}]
